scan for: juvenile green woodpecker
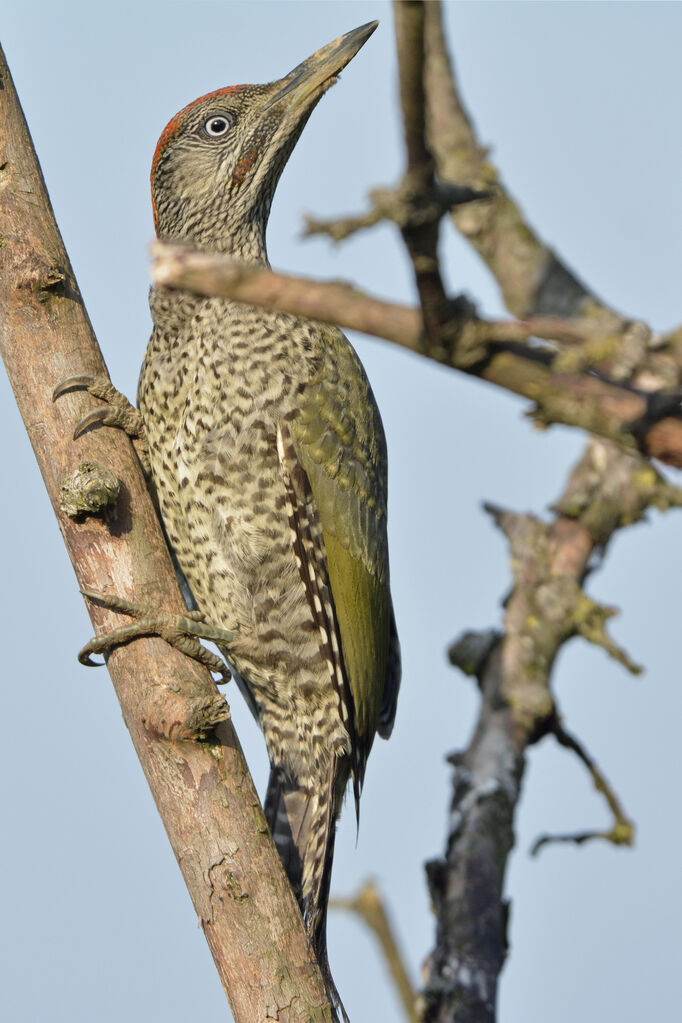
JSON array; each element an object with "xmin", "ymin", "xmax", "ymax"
[{"xmin": 71, "ymin": 21, "xmax": 400, "ymax": 1012}]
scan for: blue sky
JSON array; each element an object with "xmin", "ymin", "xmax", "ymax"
[{"xmin": 2, "ymin": 3, "xmax": 681, "ymax": 1022}]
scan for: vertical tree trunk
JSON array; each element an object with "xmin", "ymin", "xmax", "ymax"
[{"xmin": 0, "ymin": 44, "xmax": 331, "ymax": 1023}]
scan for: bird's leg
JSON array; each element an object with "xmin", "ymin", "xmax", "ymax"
[
  {"xmin": 55, "ymin": 380, "xmax": 235, "ymax": 680},
  {"xmin": 53, "ymin": 375, "xmax": 151, "ymax": 474},
  {"xmin": 80, "ymin": 588, "xmax": 235, "ymax": 682}
]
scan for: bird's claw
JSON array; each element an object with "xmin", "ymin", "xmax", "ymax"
[
  {"xmin": 54, "ymin": 374, "xmax": 151, "ymax": 473},
  {"xmin": 52, "ymin": 374, "xmax": 96, "ymax": 401},
  {"xmin": 79, "ymin": 587, "xmax": 235, "ymax": 682},
  {"xmin": 73, "ymin": 406, "xmax": 120, "ymax": 439}
]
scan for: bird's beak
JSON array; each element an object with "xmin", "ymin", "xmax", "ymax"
[{"xmin": 264, "ymin": 20, "xmax": 378, "ymax": 111}]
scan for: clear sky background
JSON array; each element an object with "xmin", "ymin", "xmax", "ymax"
[{"xmin": 2, "ymin": 3, "xmax": 681, "ymax": 1021}]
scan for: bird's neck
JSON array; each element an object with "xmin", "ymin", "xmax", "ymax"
[
  {"xmin": 182, "ymin": 220, "xmax": 269, "ymax": 267},
  {"xmin": 222, "ymin": 219, "xmax": 270, "ymax": 266}
]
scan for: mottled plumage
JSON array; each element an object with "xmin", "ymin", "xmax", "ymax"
[{"xmin": 139, "ymin": 21, "xmax": 400, "ymax": 1010}]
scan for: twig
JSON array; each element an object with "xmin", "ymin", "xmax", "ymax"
[
  {"xmin": 331, "ymin": 882, "xmax": 418, "ymax": 1023},
  {"xmin": 422, "ymin": 1, "xmax": 602, "ymax": 324},
  {"xmin": 392, "ymin": 0, "xmax": 451, "ymax": 345},
  {"xmin": 531, "ymin": 718, "xmax": 635, "ymax": 855},
  {"xmin": 303, "ymin": 182, "xmax": 491, "ymax": 242}
]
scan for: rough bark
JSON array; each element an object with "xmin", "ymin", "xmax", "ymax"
[{"xmin": 0, "ymin": 43, "xmax": 331, "ymax": 1023}]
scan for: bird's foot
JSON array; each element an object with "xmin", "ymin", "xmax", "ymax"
[
  {"xmin": 80, "ymin": 588, "xmax": 235, "ymax": 682},
  {"xmin": 53, "ymin": 375, "xmax": 151, "ymax": 474}
]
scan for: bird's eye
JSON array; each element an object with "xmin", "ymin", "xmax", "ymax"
[{"xmin": 204, "ymin": 114, "xmax": 232, "ymax": 138}]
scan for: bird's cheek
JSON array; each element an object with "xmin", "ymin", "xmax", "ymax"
[
  {"xmin": 230, "ymin": 147, "xmax": 260, "ymax": 190},
  {"xmin": 176, "ymin": 165, "xmax": 222, "ymax": 205}
]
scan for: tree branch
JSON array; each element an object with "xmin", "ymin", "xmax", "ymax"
[
  {"xmin": 150, "ymin": 242, "xmax": 682, "ymax": 469},
  {"xmin": 422, "ymin": 0, "xmax": 602, "ymax": 323},
  {"xmin": 410, "ymin": 4, "xmax": 682, "ymax": 1021},
  {"xmin": 530, "ymin": 718, "xmax": 635, "ymax": 856},
  {"xmin": 303, "ymin": 181, "xmax": 490, "ymax": 242},
  {"xmin": 0, "ymin": 44, "xmax": 331, "ymax": 1023},
  {"xmin": 331, "ymin": 882, "xmax": 418, "ymax": 1023},
  {"xmin": 151, "ymin": 241, "xmax": 423, "ymax": 346},
  {"xmin": 392, "ymin": 0, "xmax": 451, "ymax": 343},
  {"xmin": 431, "ymin": 439, "xmax": 677, "ymax": 1022}
]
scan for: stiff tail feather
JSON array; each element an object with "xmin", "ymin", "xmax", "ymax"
[{"xmin": 264, "ymin": 763, "xmax": 350, "ymax": 1023}]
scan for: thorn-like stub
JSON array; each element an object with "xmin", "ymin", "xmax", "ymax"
[
  {"xmin": 60, "ymin": 461, "xmax": 120, "ymax": 519},
  {"xmin": 482, "ymin": 501, "xmax": 523, "ymax": 538},
  {"xmin": 572, "ymin": 593, "xmax": 643, "ymax": 675}
]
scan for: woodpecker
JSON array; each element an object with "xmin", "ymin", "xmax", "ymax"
[{"xmin": 61, "ymin": 21, "xmax": 400, "ymax": 1015}]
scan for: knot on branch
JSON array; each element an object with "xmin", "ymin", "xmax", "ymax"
[
  {"xmin": 549, "ymin": 319, "xmax": 651, "ymax": 382},
  {"xmin": 33, "ymin": 262, "xmax": 67, "ymax": 300},
  {"xmin": 448, "ymin": 629, "xmax": 501, "ymax": 680},
  {"xmin": 12, "ymin": 249, "xmax": 70, "ymax": 302},
  {"xmin": 629, "ymin": 391, "xmax": 682, "ymax": 466},
  {"xmin": 142, "ymin": 688, "xmax": 230, "ymax": 742},
  {"xmin": 414, "ymin": 293, "xmax": 485, "ymax": 369},
  {"xmin": 610, "ymin": 321, "xmax": 653, "ymax": 382},
  {"xmin": 59, "ymin": 461, "xmax": 120, "ymax": 519},
  {"xmin": 375, "ymin": 175, "xmax": 492, "ymax": 231}
]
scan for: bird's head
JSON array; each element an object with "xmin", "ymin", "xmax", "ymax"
[{"xmin": 151, "ymin": 21, "xmax": 377, "ymax": 262}]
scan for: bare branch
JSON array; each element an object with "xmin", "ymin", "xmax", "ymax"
[
  {"xmin": 332, "ymin": 882, "xmax": 418, "ymax": 1023},
  {"xmin": 303, "ymin": 181, "xmax": 490, "ymax": 242},
  {"xmin": 152, "ymin": 241, "xmax": 422, "ymax": 346},
  {"xmin": 151, "ymin": 242, "xmax": 682, "ymax": 468},
  {"xmin": 419, "ymin": 0, "xmax": 682, "ymax": 956},
  {"xmin": 0, "ymin": 44, "xmax": 331, "ymax": 1023},
  {"xmin": 426, "ymin": 436, "xmax": 674, "ymax": 1022},
  {"xmin": 531, "ymin": 718, "xmax": 635, "ymax": 856},
  {"xmin": 423, "ymin": 641, "xmax": 519, "ymax": 1023},
  {"xmin": 422, "ymin": 0, "xmax": 602, "ymax": 323},
  {"xmin": 392, "ymin": 0, "xmax": 451, "ymax": 346}
]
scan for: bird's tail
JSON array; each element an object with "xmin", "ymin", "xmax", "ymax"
[{"xmin": 264, "ymin": 762, "xmax": 350, "ymax": 1023}]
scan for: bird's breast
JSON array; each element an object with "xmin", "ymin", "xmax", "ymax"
[{"xmin": 139, "ymin": 294, "xmax": 328, "ymax": 658}]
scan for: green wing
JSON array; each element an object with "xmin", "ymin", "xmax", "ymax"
[{"xmin": 289, "ymin": 327, "xmax": 399, "ymax": 783}]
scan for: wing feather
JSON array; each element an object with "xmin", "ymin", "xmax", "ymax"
[
  {"xmin": 289, "ymin": 326, "xmax": 401, "ymax": 786},
  {"xmin": 276, "ymin": 421, "xmax": 357, "ymax": 747}
]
